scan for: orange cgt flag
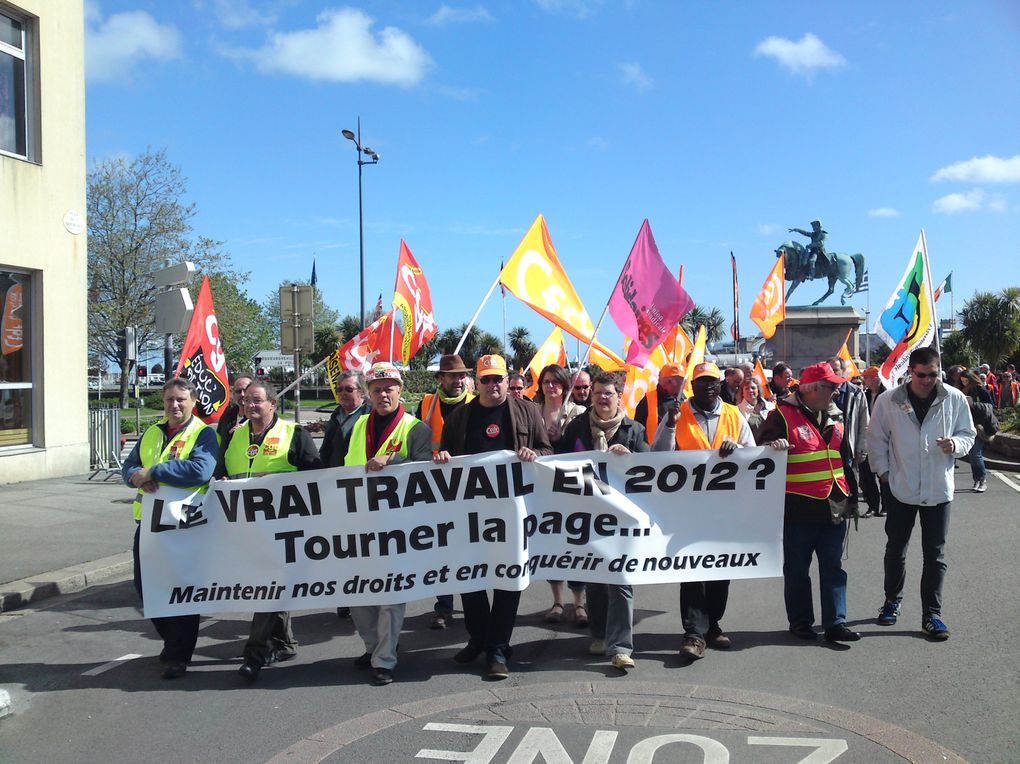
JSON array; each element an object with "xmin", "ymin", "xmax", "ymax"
[
  {"xmin": 499, "ymin": 214, "xmax": 626, "ymax": 368},
  {"xmin": 837, "ymin": 329, "xmax": 862, "ymax": 380},
  {"xmin": 750, "ymin": 254, "xmax": 786, "ymax": 339},
  {"xmin": 621, "ymin": 341, "xmax": 672, "ymax": 419},
  {"xmin": 753, "ymin": 357, "xmax": 773, "ymax": 400},
  {"xmin": 525, "ymin": 327, "xmax": 568, "ymax": 398},
  {"xmin": 682, "ymin": 325, "xmax": 707, "ymax": 398}
]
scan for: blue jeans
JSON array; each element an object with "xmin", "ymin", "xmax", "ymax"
[
  {"xmin": 587, "ymin": 583, "xmax": 633, "ymax": 656},
  {"xmin": 783, "ymin": 519, "xmax": 849, "ymax": 629},
  {"xmin": 883, "ymin": 494, "xmax": 950, "ymax": 619},
  {"xmin": 969, "ymin": 438, "xmax": 987, "ymax": 482}
]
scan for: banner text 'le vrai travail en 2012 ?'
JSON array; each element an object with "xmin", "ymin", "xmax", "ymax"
[{"xmin": 140, "ymin": 448, "xmax": 787, "ymax": 618}]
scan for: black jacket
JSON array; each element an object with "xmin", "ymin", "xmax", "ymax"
[{"xmin": 556, "ymin": 411, "xmax": 649, "ymax": 454}]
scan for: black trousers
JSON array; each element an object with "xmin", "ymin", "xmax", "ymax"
[
  {"xmin": 133, "ymin": 523, "xmax": 200, "ymax": 663},
  {"xmin": 680, "ymin": 580, "xmax": 730, "ymax": 640},
  {"xmin": 461, "ymin": 589, "xmax": 522, "ymax": 663}
]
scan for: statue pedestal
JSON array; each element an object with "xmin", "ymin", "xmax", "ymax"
[{"xmin": 764, "ymin": 306, "xmax": 865, "ymax": 375}]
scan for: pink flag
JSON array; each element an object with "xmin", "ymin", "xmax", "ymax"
[{"xmin": 609, "ymin": 219, "xmax": 694, "ymax": 366}]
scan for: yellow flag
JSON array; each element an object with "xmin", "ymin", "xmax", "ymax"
[
  {"xmin": 500, "ymin": 214, "xmax": 626, "ymax": 368},
  {"xmin": 525, "ymin": 327, "xmax": 568, "ymax": 398},
  {"xmin": 750, "ymin": 255, "xmax": 786, "ymax": 339},
  {"xmin": 837, "ymin": 329, "xmax": 862, "ymax": 379},
  {"xmin": 683, "ymin": 325, "xmax": 707, "ymax": 398},
  {"xmin": 661, "ymin": 323, "xmax": 694, "ymax": 364},
  {"xmin": 621, "ymin": 342, "xmax": 671, "ymax": 419}
]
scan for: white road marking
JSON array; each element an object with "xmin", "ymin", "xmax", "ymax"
[
  {"xmin": 82, "ymin": 653, "xmax": 142, "ymax": 676},
  {"xmin": 992, "ymin": 471, "xmax": 1020, "ymax": 492}
]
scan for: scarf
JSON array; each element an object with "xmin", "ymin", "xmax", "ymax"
[
  {"xmin": 589, "ymin": 409, "xmax": 625, "ymax": 452},
  {"xmin": 438, "ymin": 388, "xmax": 469, "ymax": 406},
  {"xmin": 365, "ymin": 404, "xmax": 406, "ymax": 459}
]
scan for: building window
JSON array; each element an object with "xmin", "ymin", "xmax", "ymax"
[
  {"xmin": 0, "ymin": 268, "xmax": 32, "ymax": 447},
  {"xmin": 0, "ymin": 8, "xmax": 30, "ymax": 159}
]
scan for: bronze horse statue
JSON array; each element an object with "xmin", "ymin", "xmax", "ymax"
[{"xmin": 776, "ymin": 241, "xmax": 866, "ymax": 306}]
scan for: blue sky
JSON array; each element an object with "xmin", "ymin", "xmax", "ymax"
[{"xmin": 85, "ymin": 1, "xmax": 1020, "ymax": 357}]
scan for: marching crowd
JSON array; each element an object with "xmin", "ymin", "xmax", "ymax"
[{"xmin": 124, "ymin": 346, "xmax": 983, "ymax": 685}]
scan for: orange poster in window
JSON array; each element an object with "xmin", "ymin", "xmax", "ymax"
[{"xmin": 1, "ymin": 283, "xmax": 23, "ymax": 355}]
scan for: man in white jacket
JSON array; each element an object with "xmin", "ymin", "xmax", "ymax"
[{"xmin": 866, "ymin": 347, "xmax": 975, "ymax": 641}]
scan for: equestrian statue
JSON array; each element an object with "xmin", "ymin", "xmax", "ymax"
[{"xmin": 776, "ymin": 219, "xmax": 866, "ymax": 305}]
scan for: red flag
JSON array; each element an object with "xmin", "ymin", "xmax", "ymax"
[
  {"xmin": 392, "ymin": 241, "xmax": 438, "ymax": 365},
  {"xmin": 174, "ymin": 276, "xmax": 230, "ymax": 423},
  {"xmin": 337, "ymin": 310, "xmax": 403, "ymax": 372},
  {"xmin": 608, "ymin": 219, "xmax": 694, "ymax": 366}
]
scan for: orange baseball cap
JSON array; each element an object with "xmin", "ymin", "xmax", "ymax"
[
  {"xmin": 476, "ymin": 355, "xmax": 508, "ymax": 377},
  {"xmin": 691, "ymin": 362, "xmax": 721, "ymax": 380}
]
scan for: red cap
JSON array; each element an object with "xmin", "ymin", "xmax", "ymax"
[{"xmin": 800, "ymin": 362, "xmax": 846, "ymax": 386}]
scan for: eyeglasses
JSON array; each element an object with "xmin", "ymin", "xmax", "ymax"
[
  {"xmin": 338, "ymin": 386, "xmax": 360, "ymax": 393},
  {"xmin": 573, "ymin": 385, "xmax": 590, "ymax": 390},
  {"xmin": 542, "ymin": 379, "xmax": 562, "ymax": 386},
  {"xmin": 593, "ymin": 390, "xmax": 617, "ymax": 398},
  {"xmin": 479, "ymin": 376, "xmax": 505, "ymax": 385},
  {"xmin": 509, "ymin": 386, "xmax": 525, "ymax": 392},
  {"xmin": 912, "ymin": 371, "xmax": 939, "ymax": 380},
  {"xmin": 245, "ymin": 398, "xmax": 268, "ymax": 406}
]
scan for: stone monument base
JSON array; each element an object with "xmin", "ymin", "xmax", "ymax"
[{"xmin": 764, "ymin": 306, "xmax": 865, "ymax": 375}]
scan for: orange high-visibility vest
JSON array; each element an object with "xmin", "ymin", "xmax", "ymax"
[
  {"xmin": 643, "ymin": 387, "xmax": 659, "ymax": 445},
  {"xmin": 422, "ymin": 393, "xmax": 474, "ymax": 451},
  {"xmin": 674, "ymin": 400, "xmax": 743, "ymax": 450},
  {"xmin": 778, "ymin": 401, "xmax": 849, "ymax": 500}
]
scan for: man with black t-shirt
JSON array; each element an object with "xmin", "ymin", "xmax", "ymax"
[{"xmin": 434, "ymin": 354, "xmax": 552, "ymax": 680}]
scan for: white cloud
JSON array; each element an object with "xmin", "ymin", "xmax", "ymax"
[
  {"xmin": 619, "ymin": 61, "xmax": 653, "ymax": 92},
  {"xmin": 933, "ymin": 189, "xmax": 985, "ymax": 214},
  {"xmin": 534, "ymin": 0, "xmax": 603, "ymax": 19},
  {"xmin": 753, "ymin": 33, "xmax": 845, "ymax": 76},
  {"xmin": 205, "ymin": 0, "xmax": 277, "ymax": 29},
  {"xmin": 757, "ymin": 224, "xmax": 780, "ymax": 236},
  {"xmin": 930, "ymin": 154, "xmax": 1020, "ymax": 184},
  {"xmin": 86, "ymin": 7, "xmax": 182, "ymax": 84},
  {"xmin": 988, "ymin": 197, "xmax": 1009, "ymax": 213},
  {"xmin": 425, "ymin": 5, "xmax": 494, "ymax": 26},
  {"xmin": 237, "ymin": 9, "xmax": 433, "ymax": 87},
  {"xmin": 868, "ymin": 207, "xmax": 901, "ymax": 218},
  {"xmin": 586, "ymin": 136, "xmax": 609, "ymax": 151}
]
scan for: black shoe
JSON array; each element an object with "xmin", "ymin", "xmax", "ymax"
[
  {"xmin": 337, "ymin": 607, "xmax": 351, "ymax": 618},
  {"xmin": 238, "ymin": 659, "xmax": 261, "ymax": 681},
  {"xmin": 372, "ymin": 667, "xmax": 394, "ymax": 685},
  {"xmin": 160, "ymin": 661, "xmax": 187, "ymax": 679},
  {"xmin": 269, "ymin": 649, "xmax": 297, "ymax": 665},
  {"xmin": 789, "ymin": 622, "xmax": 818, "ymax": 641},
  {"xmin": 706, "ymin": 626, "xmax": 731, "ymax": 649},
  {"xmin": 824, "ymin": 624, "xmax": 861, "ymax": 642},
  {"xmin": 486, "ymin": 661, "xmax": 510, "ymax": 680},
  {"xmin": 354, "ymin": 652, "xmax": 372, "ymax": 669},
  {"xmin": 431, "ymin": 612, "xmax": 450, "ymax": 630},
  {"xmin": 453, "ymin": 643, "xmax": 483, "ymax": 664}
]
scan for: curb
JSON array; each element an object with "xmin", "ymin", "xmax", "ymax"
[
  {"xmin": 0, "ymin": 689, "xmax": 9, "ymax": 720},
  {"xmin": 0, "ymin": 552, "xmax": 132, "ymax": 613}
]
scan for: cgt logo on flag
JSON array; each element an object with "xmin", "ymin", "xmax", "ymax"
[{"xmin": 180, "ymin": 350, "xmax": 229, "ymax": 420}]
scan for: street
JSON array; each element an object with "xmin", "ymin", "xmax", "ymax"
[{"xmin": 1, "ymin": 472, "xmax": 1018, "ymax": 764}]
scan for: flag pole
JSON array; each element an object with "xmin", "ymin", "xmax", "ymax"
[
  {"xmin": 423, "ymin": 270, "xmax": 503, "ymax": 429},
  {"xmin": 922, "ymin": 228, "xmax": 941, "ymax": 355},
  {"xmin": 277, "ymin": 354, "xmax": 331, "ymax": 399}
]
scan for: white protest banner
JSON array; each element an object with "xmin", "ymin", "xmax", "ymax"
[{"xmin": 140, "ymin": 448, "xmax": 786, "ymax": 618}]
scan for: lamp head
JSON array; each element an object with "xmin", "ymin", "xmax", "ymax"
[{"xmin": 341, "ymin": 128, "xmax": 356, "ymax": 141}]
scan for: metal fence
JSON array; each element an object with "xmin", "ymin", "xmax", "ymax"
[{"xmin": 89, "ymin": 406, "xmax": 122, "ymax": 479}]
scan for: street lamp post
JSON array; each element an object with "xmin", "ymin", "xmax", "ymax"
[{"xmin": 341, "ymin": 118, "xmax": 380, "ymax": 328}]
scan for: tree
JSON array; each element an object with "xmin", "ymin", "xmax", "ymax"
[
  {"xmin": 681, "ymin": 305, "xmax": 727, "ymax": 343},
  {"xmin": 202, "ymin": 272, "xmax": 273, "ymax": 374},
  {"xmin": 940, "ymin": 330, "xmax": 978, "ymax": 369},
  {"xmin": 87, "ymin": 148, "xmax": 241, "ymax": 406},
  {"xmin": 427, "ymin": 324, "xmax": 504, "ymax": 368},
  {"xmin": 960, "ymin": 287, "xmax": 1020, "ymax": 368},
  {"xmin": 507, "ymin": 326, "xmax": 537, "ymax": 371}
]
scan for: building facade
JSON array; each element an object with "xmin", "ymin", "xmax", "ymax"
[{"xmin": 1, "ymin": 1, "xmax": 88, "ymax": 481}]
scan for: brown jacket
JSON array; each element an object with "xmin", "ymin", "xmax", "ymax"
[{"xmin": 440, "ymin": 396, "xmax": 553, "ymax": 456}]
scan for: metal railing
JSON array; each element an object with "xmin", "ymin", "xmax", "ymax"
[{"xmin": 88, "ymin": 406, "xmax": 123, "ymax": 480}]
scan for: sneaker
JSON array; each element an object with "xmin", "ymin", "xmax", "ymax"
[
  {"xmin": 611, "ymin": 653, "xmax": 635, "ymax": 670},
  {"xmin": 877, "ymin": 600, "xmax": 900, "ymax": 625},
  {"xmin": 975, "ymin": 479, "xmax": 987, "ymax": 493},
  {"xmin": 159, "ymin": 661, "xmax": 187, "ymax": 679},
  {"xmin": 789, "ymin": 622, "xmax": 818, "ymax": 641},
  {"xmin": 431, "ymin": 612, "xmax": 450, "ymax": 630},
  {"xmin": 453, "ymin": 643, "xmax": 483, "ymax": 664},
  {"xmin": 486, "ymin": 661, "xmax": 510, "ymax": 680},
  {"xmin": 588, "ymin": 639, "xmax": 606, "ymax": 656},
  {"xmin": 706, "ymin": 626, "xmax": 731, "ymax": 649},
  {"xmin": 372, "ymin": 667, "xmax": 394, "ymax": 685},
  {"xmin": 922, "ymin": 616, "xmax": 950, "ymax": 641},
  {"xmin": 679, "ymin": 637, "xmax": 706, "ymax": 660},
  {"xmin": 824, "ymin": 624, "xmax": 862, "ymax": 642}
]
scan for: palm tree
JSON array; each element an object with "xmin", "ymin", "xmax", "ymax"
[
  {"xmin": 507, "ymin": 326, "xmax": 536, "ymax": 372},
  {"xmin": 960, "ymin": 288, "xmax": 1020, "ymax": 367},
  {"xmin": 681, "ymin": 305, "xmax": 727, "ymax": 343}
]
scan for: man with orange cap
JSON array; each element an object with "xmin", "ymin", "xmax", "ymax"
[{"xmin": 652, "ymin": 362, "xmax": 754, "ymax": 660}]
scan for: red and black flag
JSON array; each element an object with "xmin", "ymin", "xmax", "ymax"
[{"xmin": 174, "ymin": 276, "xmax": 231, "ymax": 423}]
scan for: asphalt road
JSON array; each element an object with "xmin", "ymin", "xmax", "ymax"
[{"xmin": 1, "ymin": 471, "xmax": 1018, "ymax": 764}]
